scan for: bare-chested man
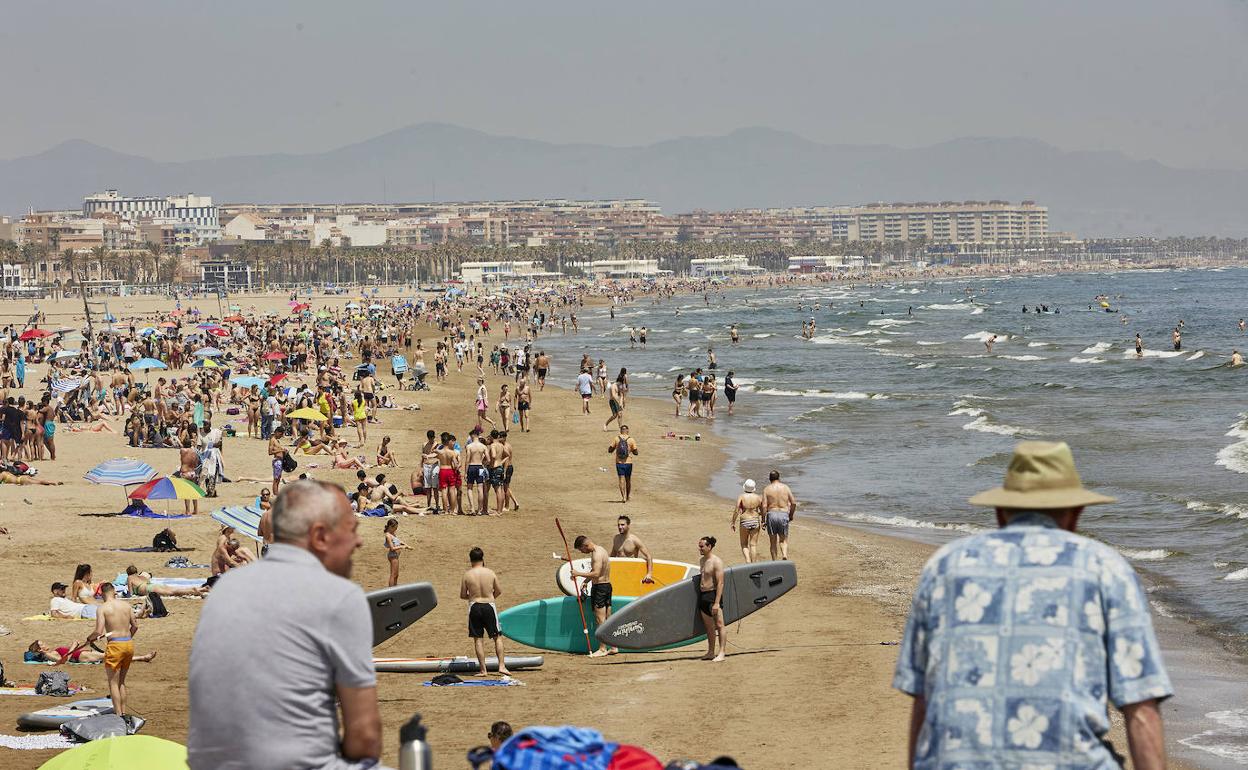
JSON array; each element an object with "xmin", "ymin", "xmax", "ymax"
[
  {"xmin": 610, "ymin": 515, "xmax": 653, "ymax": 584},
  {"xmin": 179, "ymin": 440, "xmax": 200, "ymax": 515},
  {"xmin": 417, "ymin": 429, "xmax": 440, "ymax": 511},
  {"xmin": 460, "ymin": 547, "xmax": 510, "ymax": 677},
  {"xmin": 696, "ymin": 536, "xmax": 726, "ymax": 662},
  {"xmin": 571, "ymin": 535, "xmax": 616, "ymax": 657},
  {"xmin": 436, "ymin": 432, "xmax": 463, "ymax": 514},
  {"xmin": 487, "ymin": 430, "xmax": 510, "ymax": 515},
  {"xmin": 762, "ymin": 469, "xmax": 797, "ymax": 560},
  {"xmin": 607, "ymin": 426, "xmax": 639, "ymax": 503},
  {"xmin": 463, "ymin": 430, "xmax": 489, "ymax": 515},
  {"xmin": 732, "ymin": 479, "xmax": 764, "ymax": 562},
  {"xmin": 534, "ymin": 351, "xmax": 550, "ymax": 390},
  {"xmin": 86, "ymin": 582, "xmax": 141, "ymax": 731}
]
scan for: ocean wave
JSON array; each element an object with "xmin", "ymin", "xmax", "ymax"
[
  {"xmin": 1215, "ymin": 414, "xmax": 1248, "ymax": 475},
  {"xmin": 962, "ymin": 331, "xmax": 1003, "ymax": 342},
  {"xmin": 1027, "ymin": 342, "xmax": 1053, "ymax": 348},
  {"xmin": 1187, "ymin": 351, "xmax": 1206, "ymax": 360},
  {"xmin": 752, "ymin": 333, "xmax": 773, "ymax": 338},
  {"xmin": 809, "ymin": 335, "xmax": 851, "ymax": 345},
  {"xmin": 948, "ymin": 407, "xmax": 985, "ymax": 417},
  {"xmin": 962, "ymin": 415, "xmax": 1028, "ymax": 437},
  {"xmin": 998, "ymin": 354, "xmax": 1044, "ymax": 361},
  {"xmin": 971, "ymin": 308, "xmax": 985, "ymax": 315},
  {"xmin": 1042, "ymin": 382, "xmax": 1072, "ymax": 389},
  {"xmin": 924, "ymin": 303, "xmax": 977, "ymax": 311},
  {"xmin": 1186, "ymin": 500, "xmax": 1248, "ymax": 518},
  {"xmin": 914, "ymin": 363, "xmax": 936, "ymax": 369},
  {"xmin": 1082, "ymin": 342, "xmax": 1112, "ymax": 354},
  {"xmin": 1226, "ymin": 568, "xmax": 1248, "ymax": 582},
  {"xmin": 832, "ymin": 511, "xmax": 987, "ymax": 535},
  {"xmin": 916, "ymin": 341, "xmax": 944, "ymax": 346},
  {"xmin": 1069, "ymin": 356, "xmax": 1106, "ymax": 364},
  {"xmin": 681, "ymin": 327, "xmax": 703, "ymax": 334},
  {"xmin": 1125, "ymin": 349, "xmax": 1184, "ymax": 359},
  {"xmin": 1118, "ymin": 548, "xmax": 1171, "ymax": 562},
  {"xmin": 867, "ymin": 318, "xmax": 917, "ymax": 327},
  {"xmin": 848, "ymin": 330, "xmax": 875, "ymax": 336}
]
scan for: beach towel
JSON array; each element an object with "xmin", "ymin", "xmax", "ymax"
[
  {"xmin": 0, "ymin": 733, "xmax": 77, "ymax": 750},
  {"xmin": 0, "ymin": 686, "xmax": 85, "ymax": 696},
  {"xmin": 493, "ymin": 726, "xmax": 618, "ymax": 770},
  {"xmin": 423, "ymin": 679, "xmax": 524, "ymax": 687},
  {"xmin": 124, "ymin": 511, "xmax": 192, "ymax": 519},
  {"xmin": 22, "ymin": 615, "xmax": 87, "ymax": 622},
  {"xmin": 24, "ymin": 660, "xmax": 99, "ymax": 665},
  {"xmin": 100, "ymin": 546, "xmax": 195, "ymax": 553}
]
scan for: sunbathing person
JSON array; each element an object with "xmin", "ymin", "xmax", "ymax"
[
  {"xmin": 332, "ymin": 441, "xmax": 367, "ymax": 470},
  {"xmin": 125, "ymin": 565, "xmax": 208, "ymax": 598},
  {"xmin": 49, "ymin": 582, "xmax": 97, "ymax": 619},
  {"xmin": 0, "ymin": 471, "xmax": 63, "ymax": 486},
  {"xmin": 25, "ymin": 638, "xmax": 156, "ymax": 665},
  {"xmin": 211, "ymin": 533, "xmax": 255, "ymax": 576}
]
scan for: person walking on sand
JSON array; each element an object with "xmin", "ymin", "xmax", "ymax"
[
  {"xmin": 576, "ymin": 368, "xmax": 593, "ymax": 414},
  {"xmin": 267, "ymin": 427, "xmax": 287, "ymax": 496},
  {"xmin": 610, "ymin": 515, "xmax": 654, "ymax": 584},
  {"xmin": 696, "ymin": 536, "xmax": 726, "ymax": 662},
  {"xmin": 604, "ymin": 371, "xmax": 626, "ymax": 431},
  {"xmin": 732, "ymin": 479, "xmax": 764, "ymax": 563},
  {"xmin": 607, "ymin": 425, "xmax": 639, "ymax": 503},
  {"xmin": 383, "ymin": 518, "xmax": 412, "ymax": 587},
  {"xmin": 460, "ymin": 547, "xmax": 510, "ymax": 677},
  {"xmin": 515, "ymin": 378, "xmax": 532, "ymax": 432},
  {"xmin": 86, "ymin": 582, "xmax": 140, "ymax": 732},
  {"xmin": 570, "ymin": 535, "xmax": 616, "ymax": 657},
  {"xmin": 894, "ymin": 441, "xmax": 1171, "ymax": 769},
  {"xmin": 762, "ymin": 469, "xmax": 797, "ymax": 560},
  {"xmin": 475, "ymin": 379, "xmax": 495, "ymax": 429}
]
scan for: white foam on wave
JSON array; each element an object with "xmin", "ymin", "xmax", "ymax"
[
  {"xmin": 948, "ymin": 407, "xmax": 985, "ymax": 417},
  {"xmin": 867, "ymin": 318, "xmax": 917, "ymax": 327},
  {"xmin": 848, "ymin": 330, "xmax": 875, "ymax": 336},
  {"xmin": 809, "ymin": 335, "xmax": 851, "ymax": 345},
  {"xmin": 998, "ymin": 354, "xmax": 1044, "ymax": 361},
  {"xmin": 971, "ymin": 308, "xmax": 984, "ymax": 315},
  {"xmin": 924, "ymin": 303, "xmax": 976, "ymax": 311},
  {"xmin": 916, "ymin": 341, "xmax": 944, "ymax": 346},
  {"xmin": 962, "ymin": 331, "xmax": 1002, "ymax": 342},
  {"xmin": 1226, "ymin": 568, "xmax": 1248, "ymax": 582},
  {"xmin": 833, "ymin": 511, "xmax": 987, "ymax": 535},
  {"xmin": 962, "ymin": 415, "xmax": 1027, "ymax": 437},
  {"xmin": 1118, "ymin": 548, "xmax": 1171, "ymax": 562},
  {"xmin": 752, "ymin": 333, "xmax": 773, "ymax": 338},
  {"xmin": 1186, "ymin": 500, "xmax": 1248, "ymax": 518},
  {"xmin": 914, "ymin": 362, "xmax": 936, "ymax": 369},
  {"xmin": 1125, "ymin": 349, "xmax": 1184, "ymax": 359},
  {"xmin": 1069, "ymin": 356, "xmax": 1106, "ymax": 364},
  {"xmin": 1215, "ymin": 414, "xmax": 1248, "ymax": 475},
  {"xmin": 1178, "ymin": 708, "xmax": 1248, "ymax": 763},
  {"xmin": 871, "ymin": 338, "xmax": 893, "ymax": 345},
  {"xmin": 1082, "ymin": 342, "xmax": 1112, "ymax": 354},
  {"xmin": 1187, "ymin": 351, "xmax": 1206, "ymax": 360},
  {"xmin": 680, "ymin": 327, "xmax": 703, "ymax": 334},
  {"xmin": 629, "ymin": 372, "xmax": 663, "ymax": 380},
  {"xmin": 1028, "ymin": 341, "xmax": 1053, "ymax": 348}
]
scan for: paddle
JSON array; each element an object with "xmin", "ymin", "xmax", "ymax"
[{"xmin": 555, "ymin": 517, "xmax": 593, "ymax": 655}]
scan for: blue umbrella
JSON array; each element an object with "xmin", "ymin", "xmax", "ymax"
[
  {"xmin": 211, "ymin": 505, "xmax": 263, "ymax": 543},
  {"xmin": 85, "ymin": 458, "xmax": 157, "ymax": 486},
  {"xmin": 230, "ymin": 375, "xmax": 267, "ymax": 388},
  {"xmin": 193, "ymin": 347, "xmax": 224, "ymax": 358},
  {"xmin": 129, "ymin": 357, "xmax": 168, "ymax": 372}
]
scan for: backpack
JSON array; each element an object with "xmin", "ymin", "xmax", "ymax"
[
  {"xmin": 35, "ymin": 671, "xmax": 71, "ymax": 697},
  {"xmin": 281, "ymin": 451, "xmax": 298, "ymax": 473},
  {"xmin": 152, "ymin": 530, "xmax": 177, "ymax": 551},
  {"xmin": 146, "ymin": 593, "xmax": 168, "ymax": 619}
]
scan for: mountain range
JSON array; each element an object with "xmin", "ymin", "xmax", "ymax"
[{"xmin": 3, "ymin": 123, "xmax": 1247, "ymax": 238}]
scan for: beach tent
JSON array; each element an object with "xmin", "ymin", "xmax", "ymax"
[
  {"xmin": 37, "ymin": 734, "xmax": 187, "ymax": 770},
  {"xmin": 49, "ymin": 350, "xmax": 81, "ymax": 362},
  {"xmin": 210, "ymin": 504, "xmax": 263, "ymax": 543}
]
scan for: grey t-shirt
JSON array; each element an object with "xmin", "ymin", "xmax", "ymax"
[{"xmin": 187, "ymin": 544, "xmax": 376, "ymax": 770}]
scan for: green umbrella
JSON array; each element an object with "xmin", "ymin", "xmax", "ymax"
[{"xmin": 38, "ymin": 735, "xmax": 187, "ymax": 770}]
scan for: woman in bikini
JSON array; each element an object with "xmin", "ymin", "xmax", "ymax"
[
  {"xmin": 246, "ymin": 386, "xmax": 261, "ymax": 439},
  {"xmin": 731, "ymin": 479, "xmax": 764, "ymax": 563},
  {"xmin": 672, "ymin": 374, "xmax": 686, "ymax": 418},
  {"xmin": 475, "ymin": 379, "xmax": 495, "ymax": 428},
  {"xmin": 497, "ymin": 383, "xmax": 512, "ymax": 428},
  {"xmin": 376, "ymin": 435, "xmax": 398, "ymax": 467},
  {"xmin": 383, "ymin": 517, "xmax": 413, "ymax": 587}
]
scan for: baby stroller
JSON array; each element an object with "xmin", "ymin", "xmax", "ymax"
[{"xmin": 406, "ymin": 368, "xmax": 430, "ymax": 392}]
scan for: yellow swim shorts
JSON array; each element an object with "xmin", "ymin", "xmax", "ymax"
[{"xmin": 104, "ymin": 639, "xmax": 134, "ymax": 671}]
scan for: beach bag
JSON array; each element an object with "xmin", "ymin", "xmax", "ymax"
[
  {"xmin": 152, "ymin": 530, "xmax": 177, "ymax": 551},
  {"xmin": 35, "ymin": 671, "xmax": 71, "ymax": 697},
  {"xmin": 281, "ymin": 451, "xmax": 298, "ymax": 473},
  {"xmin": 513, "ymin": 410, "xmax": 520, "ymax": 425},
  {"xmin": 429, "ymin": 674, "xmax": 463, "ymax": 686},
  {"xmin": 61, "ymin": 714, "xmax": 143, "ymax": 742},
  {"xmin": 146, "ymin": 593, "xmax": 168, "ymax": 619}
]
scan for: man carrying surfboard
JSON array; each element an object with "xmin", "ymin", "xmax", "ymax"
[
  {"xmin": 571, "ymin": 535, "xmax": 617, "ymax": 657},
  {"xmin": 697, "ymin": 536, "xmax": 727, "ymax": 662}
]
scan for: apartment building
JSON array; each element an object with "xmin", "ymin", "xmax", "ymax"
[{"xmin": 83, "ymin": 190, "xmax": 221, "ymax": 243}]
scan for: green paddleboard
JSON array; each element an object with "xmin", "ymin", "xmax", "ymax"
[{"xmin": 499, "ymin": 596, "xmax": 705, "ymax": 654}]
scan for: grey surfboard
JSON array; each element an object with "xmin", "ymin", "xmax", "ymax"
[
  {"xmin": 367, "ymin": 583, "xmax": 438, "ymax": 647},
  {"xmin": 594, "ymin": 561, "xmax": 797, "ymax": 649},
  {"xmin": 373, "ymin": 655, "xmax": 544, "ymax": 673}
]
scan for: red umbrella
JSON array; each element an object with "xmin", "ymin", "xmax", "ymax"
[
  {"xmin": 223, "ymin": 315, "xmax": 245, "ymax": 323},
  {"xmin": 169, "ymin": 309, "xmax": 185, "ymax": 316},
  {"xmin": 19, "ymin": 329, "xmax": 52, "ymax": 341},
  {"xmin": 207, "ymin": 328, "xmax": 230, "ymax": 337},
  {"xmin": 263, "ymin": 351, "xmax": 286, "ymax": 361},
  {"xmin": 268, "ymin": 373, "xmax": 288, "ymax": 385},
  {"xmin": 159, "ymin": 321, "xmax": 177, "ymax": 328},
  {"xmin": 291, "ymin": 303, "xmax": 311, "ymax": 313}
]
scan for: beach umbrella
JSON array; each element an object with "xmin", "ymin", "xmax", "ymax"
[
  {"xmin": 230, "ymin": 375, "xmax": 267, "ymax": 388},
  {"xmin": 206, "ymin": 327, "xmax": 230, "ymax": 338},
  {"xmin": 138, "ymin": 327, "xmax": 164, "ymax": 337},
  {"xmin": 228, "ymin": 304, "xmax": 242, "ymax": 311},
  {"xmin": 103, "ymin": 313, "xmax": 118, "ymax": 322},
  {"xmin": 291, "ymin": 303, "xmax": 311, "ymax": 312},
  {"xmin": 159, "ymin": 321, "xmax": 178, "ymax": 329},
  {"xmin": 286, "ymin": 407, "xmax": 328, "ymax": 421},
  {"xmin": 263, "ymin": 351, "xmax": 286, "ymax": 361},
  {"xmin": 197, "ymin": 323, "xmax": 223, "ymax": 330},
  {"xmin": 314, "ymin": 309, "xmax": 332, "ymax": 318},
  {"xmin": 368, "ymin": 303, "xmax": 386, "ymax": 311},
  {"xmin": 210, "ymin": 504, "xmax": 263, "ymax": 543},
  {"xmin": 128, "ymin": 476, "xmax": 206, "ymax": 501},
  {"xmin": 191, "ymin": 357, "xmax": 221, "ymax": 369},
  {"xmin": 19, "ymin": 329, "xmax": 52, "ymax": 341},
  {"xmin": 268, "ymin": 373, "xmax": 288, "ymax": 386},
  {"xmin": 193, "ymin": 347, "xmax": 224, "ymax": 358},
  {"xmin": 129, "ymin": 358, "xmax": 167, "ymax": 372},
  {"xmin": 85, "ymin": 458, "xmax": 157, "ymax": 486},
  {"xmin": 168, "ymin": 309, "xmax": 185, "ymax": 317},
  {"xmin": 51, "ymin": 376, "xmax": 84, "ymax": 393},
  {"xmin": 36, "ymin": 734, "xmax": 187, "ymax": 770},
  {"xmin": 345, "ymin": 302, "xmax": 361, "ymax": 309},
  {"xmin": 223, "ymin": 314, "xmax": 245, "ymax": 322},
  {"xmin": 49, "ymin": 349, "xmax": 81, "ymax": 361}
]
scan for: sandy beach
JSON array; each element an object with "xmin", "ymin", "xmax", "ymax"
[{"xmin": 0, "ymin": 288, "xmax": 1198, "ymax": 768}]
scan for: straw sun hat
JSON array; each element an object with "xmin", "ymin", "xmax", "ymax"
[{"xmin": 968, "ymin": 441, "xmax": 1115, "ymax": 509}]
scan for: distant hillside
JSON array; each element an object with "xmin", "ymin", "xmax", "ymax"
[{"xmin": 3, "ymin": 123, "xmax": 1248, "ymax": 237}]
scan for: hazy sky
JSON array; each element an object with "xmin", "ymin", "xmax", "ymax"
[{"xmin": 4, "ymin": 0, "xmax": 1248, "ymax": 168}]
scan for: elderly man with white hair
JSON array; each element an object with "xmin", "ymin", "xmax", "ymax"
[{"xmin": 187, "ymin": 480, "xmax": 383, "ymax": 770}]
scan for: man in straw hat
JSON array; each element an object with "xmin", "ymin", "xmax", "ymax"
[{"xmin": 893, "ymin": 442, "xmax": 1171, "ymax": 769}]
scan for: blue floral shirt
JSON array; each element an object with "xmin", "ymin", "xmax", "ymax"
[{"xmin": 893, "ymin": 513, "xmax": 1173, "ymax": 769}]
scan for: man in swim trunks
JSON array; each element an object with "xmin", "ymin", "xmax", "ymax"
[
  {"xmin": 607, "ymin": 426, "xmax": 639, "ymax": 503},
  {"xmin": 762, "ymin": 469, "xmax": 797, "ymax": 560},
  {"xmin": 463, "ymin": 429, "xmax": 489, "ymax": 515},
  {"xmin": 571, "ymin": 535, "xmax": 616, "ymax": 657},
  {"xmin": 486, "ymin": 430, "xmax": 509, "ymax": 515},
  {"xmin": 610, "ymin": 515, "xmax": 653, "ymax": 584},
  {"xmin": 87, "ymin": 582, "xmax": 140, "ymax": 732},
  {"xmin": 460, "ymin": 547, "xmax": 510, "ymax": 677},
  {"xmin": 535, "ymin": 351, "xmax": 549, "ymax": 390},
  {"xmin": 418, "ymin": 429, "xmax": 441, "ymax": 512},
  {"xmin": 436, "ymin": 432, "xmax": 463, "ymax": 514},
  {"xmin": 576, "ymin": 368, "xmax": 593, "ymax": 414},
  {"xmin": 697, "ymin": 536, "xmax": 726, "ymax": 662}
]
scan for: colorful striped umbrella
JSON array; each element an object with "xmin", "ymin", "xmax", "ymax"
[
  {"xmin": 191, "ymin": 358, "xmax": 221, "ymax": 369},
  {"xmin": 51, "ymin": 377, "xmax": 85, "ymax": 394},
  {"xmin": 85, "ymin": 458, "xmax": 157, "ymax": 486},
  {"xmin": 128, "ymin": 476, "xmax": 206, "ymax": 500},
  {"xmin": 210, "ymin": 505, "xmax": 263, "ymax": 543}
]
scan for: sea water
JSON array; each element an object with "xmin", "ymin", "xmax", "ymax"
[{"xmin": 539, "ymin": 266, "xmax": 1248, "ymax": 767}]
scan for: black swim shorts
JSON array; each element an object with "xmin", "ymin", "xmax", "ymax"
[
  {"xmin": 468, "ymin": 602, "xmax": 500, "ymax": 639},
  {"xmin": 590, "ymin": 582, "xmax": 613, "ymax": 610},
  {"xmin": 698, "ymin": 589, "xmax": 722, "ymax": 617}
]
